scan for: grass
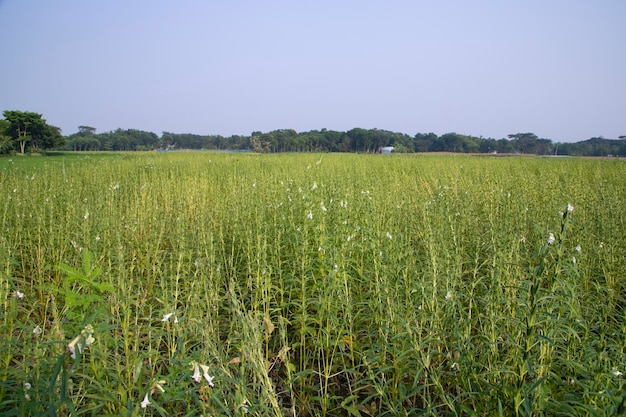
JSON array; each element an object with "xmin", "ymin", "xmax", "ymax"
[{"xmin": 0, "ymin": 152, "xmax": 625, "ymax": 416}]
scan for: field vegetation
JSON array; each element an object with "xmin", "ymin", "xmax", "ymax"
[{"xmin": 0, "ymin": 152, "xmax": 625, "ymax": 416}]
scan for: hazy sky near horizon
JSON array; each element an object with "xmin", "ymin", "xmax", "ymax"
[{"xmin": 1, "ymin": 1, "xmax": 624, "ymax": 142}]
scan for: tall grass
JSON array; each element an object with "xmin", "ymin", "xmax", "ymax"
[{"xmin": 0, "ymin": 152, "xmax": 624, "ymax": 416}]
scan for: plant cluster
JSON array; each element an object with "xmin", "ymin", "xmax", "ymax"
[{"xmin": 0, "ymin": 153, "xmax": 625, "ymax": 415}]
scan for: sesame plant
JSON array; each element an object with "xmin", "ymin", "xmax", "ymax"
[{"xmin": 0, "ymin": 152, "xmax": 624, "ymax": 416}]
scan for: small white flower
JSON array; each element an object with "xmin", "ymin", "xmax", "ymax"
[
  {"xmin": 311, "ymin": 182, "xmax": 317, "ymax": 190},
  {"xmin": 575, "ymin": 245, "xmax": 582, "ymax": 253},
  {"xmin": 68, "ymin": 342, "xmax": 83, "ymax": 360},
  {"xmin": 519, "ymin": 236, "xmax": 526, "ymax": 243},
  {"xmin": 612, "ymin": 370, "xmax": 623, "ymax": 377},
  {"xmin": 386, "ymin": 232, "xmax": 392, "ymax": 240},
  {"xmin": 200, "ymin": 364, "xmax": 214, "ymax": 386},
  {"xmin": 33, "ymin": 326, "xmax": 42, "ymax": 334},
  {"xmin": 24, "ymin": 382, "xmax": 31, "ymax": 390},
  {"xmin": 191, "ymin": 362, "xmax": 202, "ymax": 383},
  {"xmin": 83, "ymin": 211, "xmax": 89, "ymax": 220},
  {"xmin": 95, "ymin": 236, "xmax": 101, "ymax": 241},
  {"xmin": 15, "ymin": 290, "xmax": 24, "ymax": 299},
  {"xmin": 141, "ymin": 393, "xmax": 151, "ymax": 408},
  {"xmin": 572, "ymin": 257, "xmax": 577, "ymax": 265},
  {"xmin": 174, "ymin": 316, "xmax": 179, "ymax": 324},
  {"xmin": 161, "ymin": 313, "xmax": 173, "ymax": 322},
  {"xmin": 307, "ymin": 211, "xmax": 313, "ymax": 220},
  {"xmin": 567, "ymin": 203, "xmax": 574, "ymax": 213},
  {"xmin": 547, "ymin": 233, "xmax": 555, "ymax": 245}
]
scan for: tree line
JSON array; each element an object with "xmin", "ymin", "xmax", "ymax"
[{"xmin": 2, "ymin": 110, "xmax": 625, "ymax": 156}]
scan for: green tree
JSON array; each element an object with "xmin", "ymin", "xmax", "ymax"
[
  {"xmin": 77, "ymin": 126, "xmax": 97, "ymax": 137},
  {"xmin": 508, "ymin": 133, "xmax": 539, "ymax": 154},
  {"xmin": 0, "ymin": 119, "xmax": 12, "ymax": 153},
  {"xmin": 2, "ymin": 110, "xmax": 64, "ymax": 153}
]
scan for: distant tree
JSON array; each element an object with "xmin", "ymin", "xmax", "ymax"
[
  {"xmin": 414, "ymin": 133, "xmax": 437, "ymax": 152},
  {"xmin": 251, "ymin": 136, "xmax": 270, "ymax": 153},
  {"xmin": 2, "ymin": 110, "xmax": 64, "ymax": 153},
  {"xmin": 0, "ymin": 119, "xmax": 11, "ymax": 153},
  {"xmin": 77, "ymin": 126, "xmax": 97, "ymax": 137},
  {"xmin": 507, "ymin": 133, "xmax": 541, "ymax": 154}
]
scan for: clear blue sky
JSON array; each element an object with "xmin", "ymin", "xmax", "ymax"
[{"xmin": 1, "ymin": 1, "xmax": 624, "ymax": 142}]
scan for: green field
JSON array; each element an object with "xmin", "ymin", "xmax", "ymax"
[{"xmin": 1, "ymin": 152, "xmax": 625, "ymax": 416}]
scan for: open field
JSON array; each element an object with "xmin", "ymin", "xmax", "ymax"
[{"xmin": 1, "ymin": 152, "xmax": 625, "ymax": 416}]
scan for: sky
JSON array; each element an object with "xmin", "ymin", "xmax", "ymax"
[{"xmin": 0, "ymin": 1, "xmax": 624, "ymax": 142}]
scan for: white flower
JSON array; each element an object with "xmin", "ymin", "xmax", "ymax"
[
  {"xmin": 67, "ymin": 325, "xmax": 94, "ymax": 359},
  {"xmin": 567, "ymin": 203, "xmax": 574, "ymax": 213},
  {"xmin": 24, "ymin": 382, "xmax": 31, "ymax": 390},
  {"xmin": 311, "ymin": 182, "xmax": 317, "ymax": 190},
  {"xmin": 141, "ymin": 393, "xmax": 151, "ymax": 408},
  {"xmin": 33, "ymin": 326, "xmax": 42, "ymax": 334},
  {"xmin": 307, "ymin": 211, "xmax": 313, "ymax": 220},
  {"xmin": 547, "ymin": 233, "xmax": 556, "ymax": 245},
  {"xmin": 200, "ymin": 364, "xmax": 214, "ymax": 386},
  {"xmin": 15, "ymin": 290, "xmax": 24, "ymax": 299},
  {"xmin": 174, "ymin": 316, "xmax": 179, "ymax": 324},
  {"xmin": 519, "ymin": 236, "xmax": 526, "ymax": 243},
  {"xmin": 68, "ymin": 343, "xmax": 82, "ymax": 360},
  {"xmin": 386, "ymin": 232, "xmax": 392, "ymax": 240},
  {"xmin": 575, "ymin": 245, "xmax": 582, "ymax": 253},
  {"xmin": 191, "ymin": 362, "xmax": 202, "ymax": 383},
  {"xmin": 83, "ymin": 211, "xmax": 89, "ymax": 220},
  {"xmin": 161, "ymin": 313, "xmax": 173, "ymax": 322},
  {"xmin": 572, "ymin": 257, "xmax": 577, "ymax": 265},
  {"xmin": 612, "ymin": 370, "xmax": 623, "ymax": 377}
]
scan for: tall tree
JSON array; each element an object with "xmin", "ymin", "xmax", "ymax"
[
  {"xmin": 3, "ymin": 110, "xmax": 44, "ymax": 153},
  {"xmin": 2, "ymin": 110, "xmax": 64, "ymax": 153}
]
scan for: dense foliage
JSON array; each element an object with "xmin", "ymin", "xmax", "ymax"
[
  {"xmin": 1, "ymin": 109, "xmax": 625, "ymax": 155},
  {"xmin": 1, "ymin": 153, "xmax": 625, "ymax": 416},
  {"xmin": 0, "ymin": 111, "xmax": 65, "ymax": 154},
  {"xmin": 66, "ymin": 127, "xmax": 626, "ymax": 156}
]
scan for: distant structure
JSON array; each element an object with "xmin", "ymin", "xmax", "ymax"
[{"xmin": 379, "ymin": 146, "xmax": 394, "ymax": 154}]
